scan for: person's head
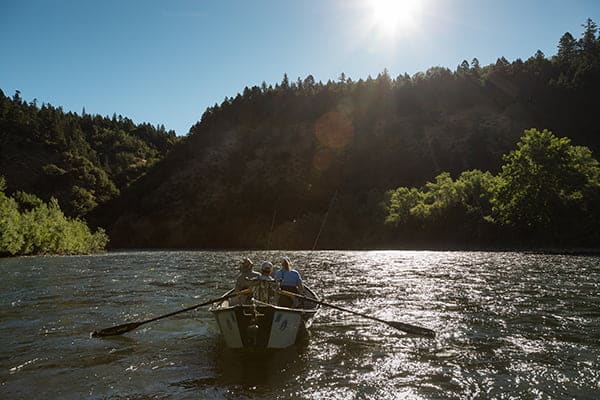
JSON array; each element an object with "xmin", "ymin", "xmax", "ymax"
[
  {"xmin": 261, "ymin": 261, "xmax": 273, "ymax": 275},
  {"xmin": 281, "ymin": 257, "xmax": 292, "ymax": 271},
  {"xmin": 240, "ymin": 257, "xmax": 253, "ymax": 272}
]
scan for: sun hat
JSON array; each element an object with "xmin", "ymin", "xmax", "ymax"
[{"xmin": 240, "ymin": 257, "xmax": 253, "ymax": 271}]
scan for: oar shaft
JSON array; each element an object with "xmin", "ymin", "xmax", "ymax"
[
  {"xmin": 143, "ymin": 289, "xmax": 250, "ymax": 323},
  {"xmin": 281, "ymin": 290, "xmax": 388, "ymax": 324},
  {"xmin": 278, "ymin": 290, "xmax": 435, "ymax": 337},
  {"xmin": 143, "ymin": 299, "xmax": 219, "ymax": 324},
  {"xmin": 92, "ymin": 289, "xmax": 251, "ymax": 338},
  {"xmin": 311, "ymin": 297, "xmax": 389, "ymax": 325}
]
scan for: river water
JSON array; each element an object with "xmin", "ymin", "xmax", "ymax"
[{"xmin": 1, "ymin": 251, "xmax": 599, "ymax": 399}]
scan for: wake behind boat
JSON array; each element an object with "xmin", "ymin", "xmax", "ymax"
[{"xmin": 209, "ymin": 281, "xmax": 320, "ymax": 350}]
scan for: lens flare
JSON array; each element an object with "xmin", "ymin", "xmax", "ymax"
[{"xmin": 369, "ymin": 0, "xmax": 424, "ymax": 35}]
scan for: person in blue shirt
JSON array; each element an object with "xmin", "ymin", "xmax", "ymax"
[{"xmin": 274, "ymin": 257, "xmax": 303, "ymax": 307}]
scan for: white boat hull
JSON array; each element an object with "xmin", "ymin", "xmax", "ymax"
[{"xmin": 210, "ymin": 287, "xmax": 319, "ymax": 350}]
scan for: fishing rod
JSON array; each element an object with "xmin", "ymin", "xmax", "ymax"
[
  {"xmin": 266, "ymin": 208, "xmax": 277, "ymax": 250},
  {"xmin": 312, "ymin": 190, "xmax": 338, "ymax": 251}
]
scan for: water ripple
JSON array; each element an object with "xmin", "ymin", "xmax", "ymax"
[{"xmin": 1, "ymin": 250, "xmax": 599, "ymax": 399}]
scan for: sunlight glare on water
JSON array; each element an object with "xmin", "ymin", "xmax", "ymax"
[{"xmin": 1, "ymin": 250, "xmax": 599, "ymax": 399}]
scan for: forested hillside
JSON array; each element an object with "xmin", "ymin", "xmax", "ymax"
[
  {"xmin": 0, "ymin": 91, "xmax": 179, "ymax": 217},
  {"xmin": 86, "ymin": 20, "xmax": 600, "ymax": 250}
]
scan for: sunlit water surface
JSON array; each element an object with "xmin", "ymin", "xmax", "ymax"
[{"xmin": 1, "ymin": 251, "xmax": 599, "ymax": 399}]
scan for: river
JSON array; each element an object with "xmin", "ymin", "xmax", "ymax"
[{"xmin": 1, "ymin": 251, "xmax": 599, "ymax": 399}]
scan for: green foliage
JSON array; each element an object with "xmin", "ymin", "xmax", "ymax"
[
  {"xmin": 42, "ymin": 164, "xmax": 67, "ymax": 177},
  {"xmin": 385, "ymin": 170, "xmax": 497, "ymax": 245},
  {"xmin": 491, "ymin": 128, "xmax": 600, "ymax": 242},
  {"xmin": 13, "ymin": 191, "xmax": 44, "ymax": 212},
  {"xmin": 385, "ymin": 129, "xmax": 600, "ymax": 247},
  {"xmin": 0, "ymin": 90, "xmax": 179, "ymax": 218},
  {"xmin": 0, "ymin": 176, "xmax": 107, "ymax": 256},
  {"xmin": 0, "ymin": 187, "xmax": 25, "ymax": 255},
  {"xmin": 385, "ymin": 187, "xmax": 422, "ymax": 226},
  {"xmin": 70, "ymin": 185, "xmax": 98, "ymax": 217}
]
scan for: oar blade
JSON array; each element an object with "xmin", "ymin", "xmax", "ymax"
[
  {"xmin": 91, "ymin": 289, "xmax": 252, "ymax": 339},
  {"xmin": 91, "ymin": 321, "xmax": 143, "ymax": 338},
  {"xmin": 386, "ymin": 320, "xmax": 436, "ymax": 338}
]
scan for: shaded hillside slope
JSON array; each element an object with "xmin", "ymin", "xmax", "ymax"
[{"xmin": 91, "ymin": 21, "xmax": 600, "ymax": 248}]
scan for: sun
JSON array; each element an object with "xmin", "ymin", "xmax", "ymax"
[{"xmin": 369, "ymin": 0, "xmax": 424, "ymax": 35}]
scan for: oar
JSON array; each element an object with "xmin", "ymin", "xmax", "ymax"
[
  {"xmin": 278, "ymin": 290, "xmax": 436, "ymax": 338},
  {"xmin": 91, "ymin": 289, "xmax": 251, "ymax": 338}
]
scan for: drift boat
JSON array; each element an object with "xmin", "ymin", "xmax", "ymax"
[
  {"xmin": 92, "ymin": 277, "xmax": 435, "ymax": 342},
  {"xmin": 209, "ymin": 281, "xmax": 320, "ymax": 350}
]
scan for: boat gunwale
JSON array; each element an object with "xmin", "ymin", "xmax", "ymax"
[{"xmin": 209, "ymin": 285, "xmax": 321, "ymax": 314}]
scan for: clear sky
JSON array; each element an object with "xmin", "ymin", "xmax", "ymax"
[{"xmin": 1, "ymin": 0, "xmax": 598, "ymax": 135}]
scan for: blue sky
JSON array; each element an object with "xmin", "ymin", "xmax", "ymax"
[{"xmin": 1, "ymin": 0, "xmax": 598, "ymax": 135}]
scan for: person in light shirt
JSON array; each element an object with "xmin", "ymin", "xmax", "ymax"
[
  {"xmin": 232, "ymin": 257, "xmax": 260, "ymax": 304},
  {"xmin": 255, "ymin": 261, "xmax": 276, "ymax": 303},
  {"xmin": 235, "ymin": 258, "xmax": 260, "ymax": 292}
]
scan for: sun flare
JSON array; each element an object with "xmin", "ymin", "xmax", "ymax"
[{"xmin": 369, "ymin": 0, "xmax": 424, "ymax": 34}]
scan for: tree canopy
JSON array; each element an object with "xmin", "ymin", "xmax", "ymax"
[
  {"xmin": 0, "ymin": 176, "xmax": 108, "ymax": 256},
  {"xmin": 492, "ymin": 128, "xmax": 600, "ymax": 243},
  {"xmin": 385, "ymin": 129, "xmax": 600, "ymax": 247},
  {"xmin": 0, "ymin": 90, "xmax": 179, "ymax": 217}
]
